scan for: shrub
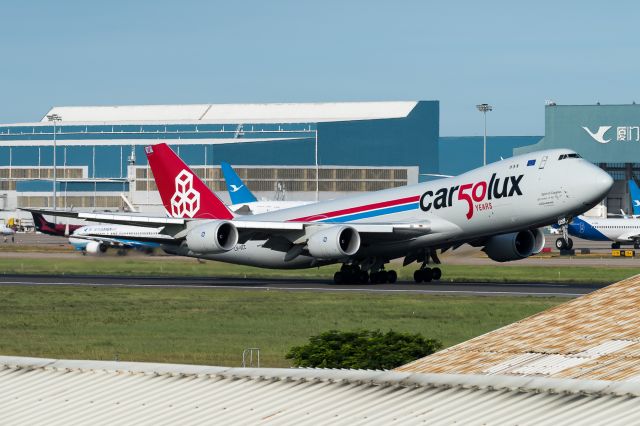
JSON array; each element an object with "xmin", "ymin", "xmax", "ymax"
[{"xmin": 285, "ymin": 329, "xmax": 442, "ymax": 370}]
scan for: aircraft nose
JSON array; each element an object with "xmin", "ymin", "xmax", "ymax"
[{"xmin": 593, "ymin": 167, "xmax": 614, "ymax": 197}]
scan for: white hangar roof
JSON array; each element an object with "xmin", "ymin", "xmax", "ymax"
[
  {"xmin": 40, "ymin": 101, "xmax": 420, "ymax": 124},
  {"xmin": 1, "ymin": 355, "xmax": 640, "ymax": 425}
]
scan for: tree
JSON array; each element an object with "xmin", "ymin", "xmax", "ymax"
[{"xmin": 285, "ymin": 329, "xmax": 442, "ymax": 370}]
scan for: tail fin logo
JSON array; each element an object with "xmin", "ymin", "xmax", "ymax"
[{"xmin": 170, "ymin": 170, "xmax": 200, "ymax": 218}]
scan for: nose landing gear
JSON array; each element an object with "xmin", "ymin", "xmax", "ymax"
[{"xmin": 555, "ymin": 218, "xmax": 574, "ymax": 250}]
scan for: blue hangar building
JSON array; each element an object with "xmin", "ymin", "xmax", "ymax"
[{"xmin": 0, "ymin": 101, "xmax": 441, "ymax": 214}]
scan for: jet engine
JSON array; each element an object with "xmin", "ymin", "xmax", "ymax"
[
  {"xmin": 307, "ymin": 225, "xmax": 360, "ymax": 259},
  {"xmin": 85, "ymin": 241, "xmax": 108, "ymax": 254},
  {"xmin": 483, "ymin": 228, "xmax": 545, "ymax": 262},
  {"xmin": 186, "ymin": 221, "xmax": 238, "ymax": 254}
]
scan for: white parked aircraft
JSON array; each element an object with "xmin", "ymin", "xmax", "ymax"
[
  {"xmin": 27, "ymin": 144, "xmax": 613, "ymax": 284},
  {"xmin": 69, "ymin": 224, "xmax": 173, "ymax": 255}
]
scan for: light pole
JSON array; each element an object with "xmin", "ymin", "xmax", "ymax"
[
  {"xmin": 476, "ymin": 104, "xmax": 493, "ymax": 166},
  {"xmin": 47, "ymin": 114, "xmax": 61, "ymax": 212},
  {"xmin": 315, "ymin": 129, "xmax": 319, "ymax": 201}
]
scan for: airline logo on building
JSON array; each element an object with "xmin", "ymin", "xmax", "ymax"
[
  {"xmin": 171, "ymin": 170, "xmax": 200, "ymax": 217},
  {"xmin": 582, "ymin": 126, "xmax": 640, "ymax": 144}
]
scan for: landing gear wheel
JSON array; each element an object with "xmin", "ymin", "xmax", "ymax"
[
  {"xmin": 387, "ymin": 270, "xmax": 397, "ymax": 284},
  {"xmin": 414, "ymin": 270, "xmax": 423, "ymax": 283},
  {"xmin": 333, "ymin": 271, "xmax": 343, "ymax": 284},
  {"xmin": 612, "ymin": 242, "xmax": 621, "ymax": 249},
  {"xmin": 635, "ymin": 242, "xmax": 640, "ymax": 250},
  {"xmin": 422, "ymin": 268, "xmax": 433, "ymax": 283},
  {"xmin": 555, "ymin": 238, "xmax": 566, "ymax": 250},
  {"xmin": 566, "ymin": 238, "xmax": 573, "ymax": 250},
  {"xmin": 359, "ymin": 271, "xmax": 369, "ymax": 284},
  {"xmin": 431, "ymin": 267, "xmax": 442, "ymax": 281}
]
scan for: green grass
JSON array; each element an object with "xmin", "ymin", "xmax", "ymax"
[
  {"xmin": 0, "ymin": 257, "xmax": 637, "ymax": 284},
  {"xmin": 0, "ymin": 285, "xmax": 562, "ymax": 367}
]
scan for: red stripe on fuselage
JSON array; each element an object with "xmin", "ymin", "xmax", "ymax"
[{"xmin": 289, "ymin": 195, "xmax": 421, "ymax": 222}]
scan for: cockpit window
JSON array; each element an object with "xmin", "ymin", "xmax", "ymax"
[{"xmin": 558, "ymin": 153, "xmax": 581, "ymax": 160}]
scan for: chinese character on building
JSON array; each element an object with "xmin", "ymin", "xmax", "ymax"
[{"xmin": 617, "ymin": 127, "xmax": 628, "ymax": 141}]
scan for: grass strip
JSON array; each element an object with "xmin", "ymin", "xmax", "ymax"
[
  {"xmin": 0, "ymin": 257, "xmax": 636, "ymax": 284},
  {"xmin": 0, "ymin": 285, "xmax": 562, "ymax": 367}
]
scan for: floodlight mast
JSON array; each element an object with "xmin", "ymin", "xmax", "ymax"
[
  {"xmin": 47, "ymin": 113, "xmax": 62, "ymax": 215},
  {"xmin": 476, "ymin": 104, "xmax": 493, "ymax": 166}
]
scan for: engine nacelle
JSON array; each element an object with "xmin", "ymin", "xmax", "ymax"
[
  {"xmin": 186, "ymin": 221, "xmax": 238, "ymax": 254},
  {"xmin": 483, "ymin": 229, "xmax": 544, "ymax": 262},
  {"xmin": 531, "ymin": 228, "xmax": 546, "ymax": 254},
  {"xmin": 85, "ymin": 241, "xmax": 108, "ymax": 255},
  {"xmin": 307, "ymin": 225, "xmax": 360, "ymax": 259}
]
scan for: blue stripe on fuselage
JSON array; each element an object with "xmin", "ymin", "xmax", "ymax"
[
  {"xmin": 567, "ymin": 217, "xmax": 610, "ymax": 241},
  {"xmin": 321, "ymin": 202, "xmax": 419, "ymax": 223}
]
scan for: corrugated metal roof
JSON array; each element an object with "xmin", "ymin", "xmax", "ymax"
[
  {"xmin": 1, "ymin": 356, "xmax": 640, "ymax": 425},
  {"xmin": 397, "ymin": 275, "xmax": 640, "ymax": 381},
  {"xmin": 40, "ymin": 101, "xmax": 419, "ymax": 124}
]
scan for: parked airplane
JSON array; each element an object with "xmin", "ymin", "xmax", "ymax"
[
  {"xmin": 31, "ymin": 212, "xmax": 83, "ymax": 236},
  {"xmin": 26, "ymin": 145, "xmax": 613, "ymax": 283},
  {"xmin": 221, "ymin": 162, "xmax": 313, "ymax": 214},
  {"xmin": 31, "ymin": 211, "xmax": 162, "ymax": 255},
  {"xmin": 565, "ymin": 215, "xmax": 640, "ymax": 249},
  {"xmin": 69, "ymin": 224, "xmax": 172, "ymax": 255}
]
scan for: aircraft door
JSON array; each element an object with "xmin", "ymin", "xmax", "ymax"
[{"xmin": 538, "ymin": 156, "xmax": 548, "ymax": 169}]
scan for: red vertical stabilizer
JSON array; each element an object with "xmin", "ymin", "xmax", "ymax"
[{"xmin": 145, "ymin": 143, "xmax": 234, "ymax": 220}]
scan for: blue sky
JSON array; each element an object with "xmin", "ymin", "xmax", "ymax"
[{"xmin": 1, "ymin": 0, "xmax": 638, "ymax": 135}]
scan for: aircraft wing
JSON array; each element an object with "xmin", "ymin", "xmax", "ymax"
[
  {"xmin": 24, "ymin": 209, "xmax": 453, "ymax": 250},
  {"xmin": 21, "ymin": 208, "xmax": 186, "ymax": 226},
  {"xmin": 227, "ymin": 220, "xmax": 436, "ymax": 245}
]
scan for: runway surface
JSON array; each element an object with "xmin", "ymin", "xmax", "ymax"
[{"xmin": 0, "ymin": 274, "xmax": 606, "ymax": 298}]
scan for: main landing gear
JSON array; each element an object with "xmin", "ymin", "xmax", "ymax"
[
  {"xmin": 413, "ymin": 266, "xmax": 442, "ymax": 283},
  {"xmin": 333, "ymin": 264, "xmax": 397, "ymax": 284},
  {"xmin": 555, "ymin": 217, "xmax": 573, "ymax": 250},
  {"xmin": 406, "ymin": 248, "xmax": 444, "ymax": 283}
]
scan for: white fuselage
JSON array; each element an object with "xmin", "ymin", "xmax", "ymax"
[
  {"xmin": 165, "ymin": 149, "xmax": 613, "ymax": 268},
  {"xmin": 568, "ymin": 216, "xmax": 640, "ymax": 244},
  {"xmin": 69, "ymin": 224, "xmax": 169, "ymax": 249}
]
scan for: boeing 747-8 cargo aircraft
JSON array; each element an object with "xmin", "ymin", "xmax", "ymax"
[{"xmin": 27, "ymin": 144, "xmax": 613, "ymax": 284}]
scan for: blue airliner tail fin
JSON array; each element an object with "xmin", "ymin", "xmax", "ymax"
[
  {"xmin": 221, "ymin": 162, "xmax": 258, "ymax": 204},
  {"xmin": 629, "ymin": 179, "xmax": 640, "ymax": 215}
]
